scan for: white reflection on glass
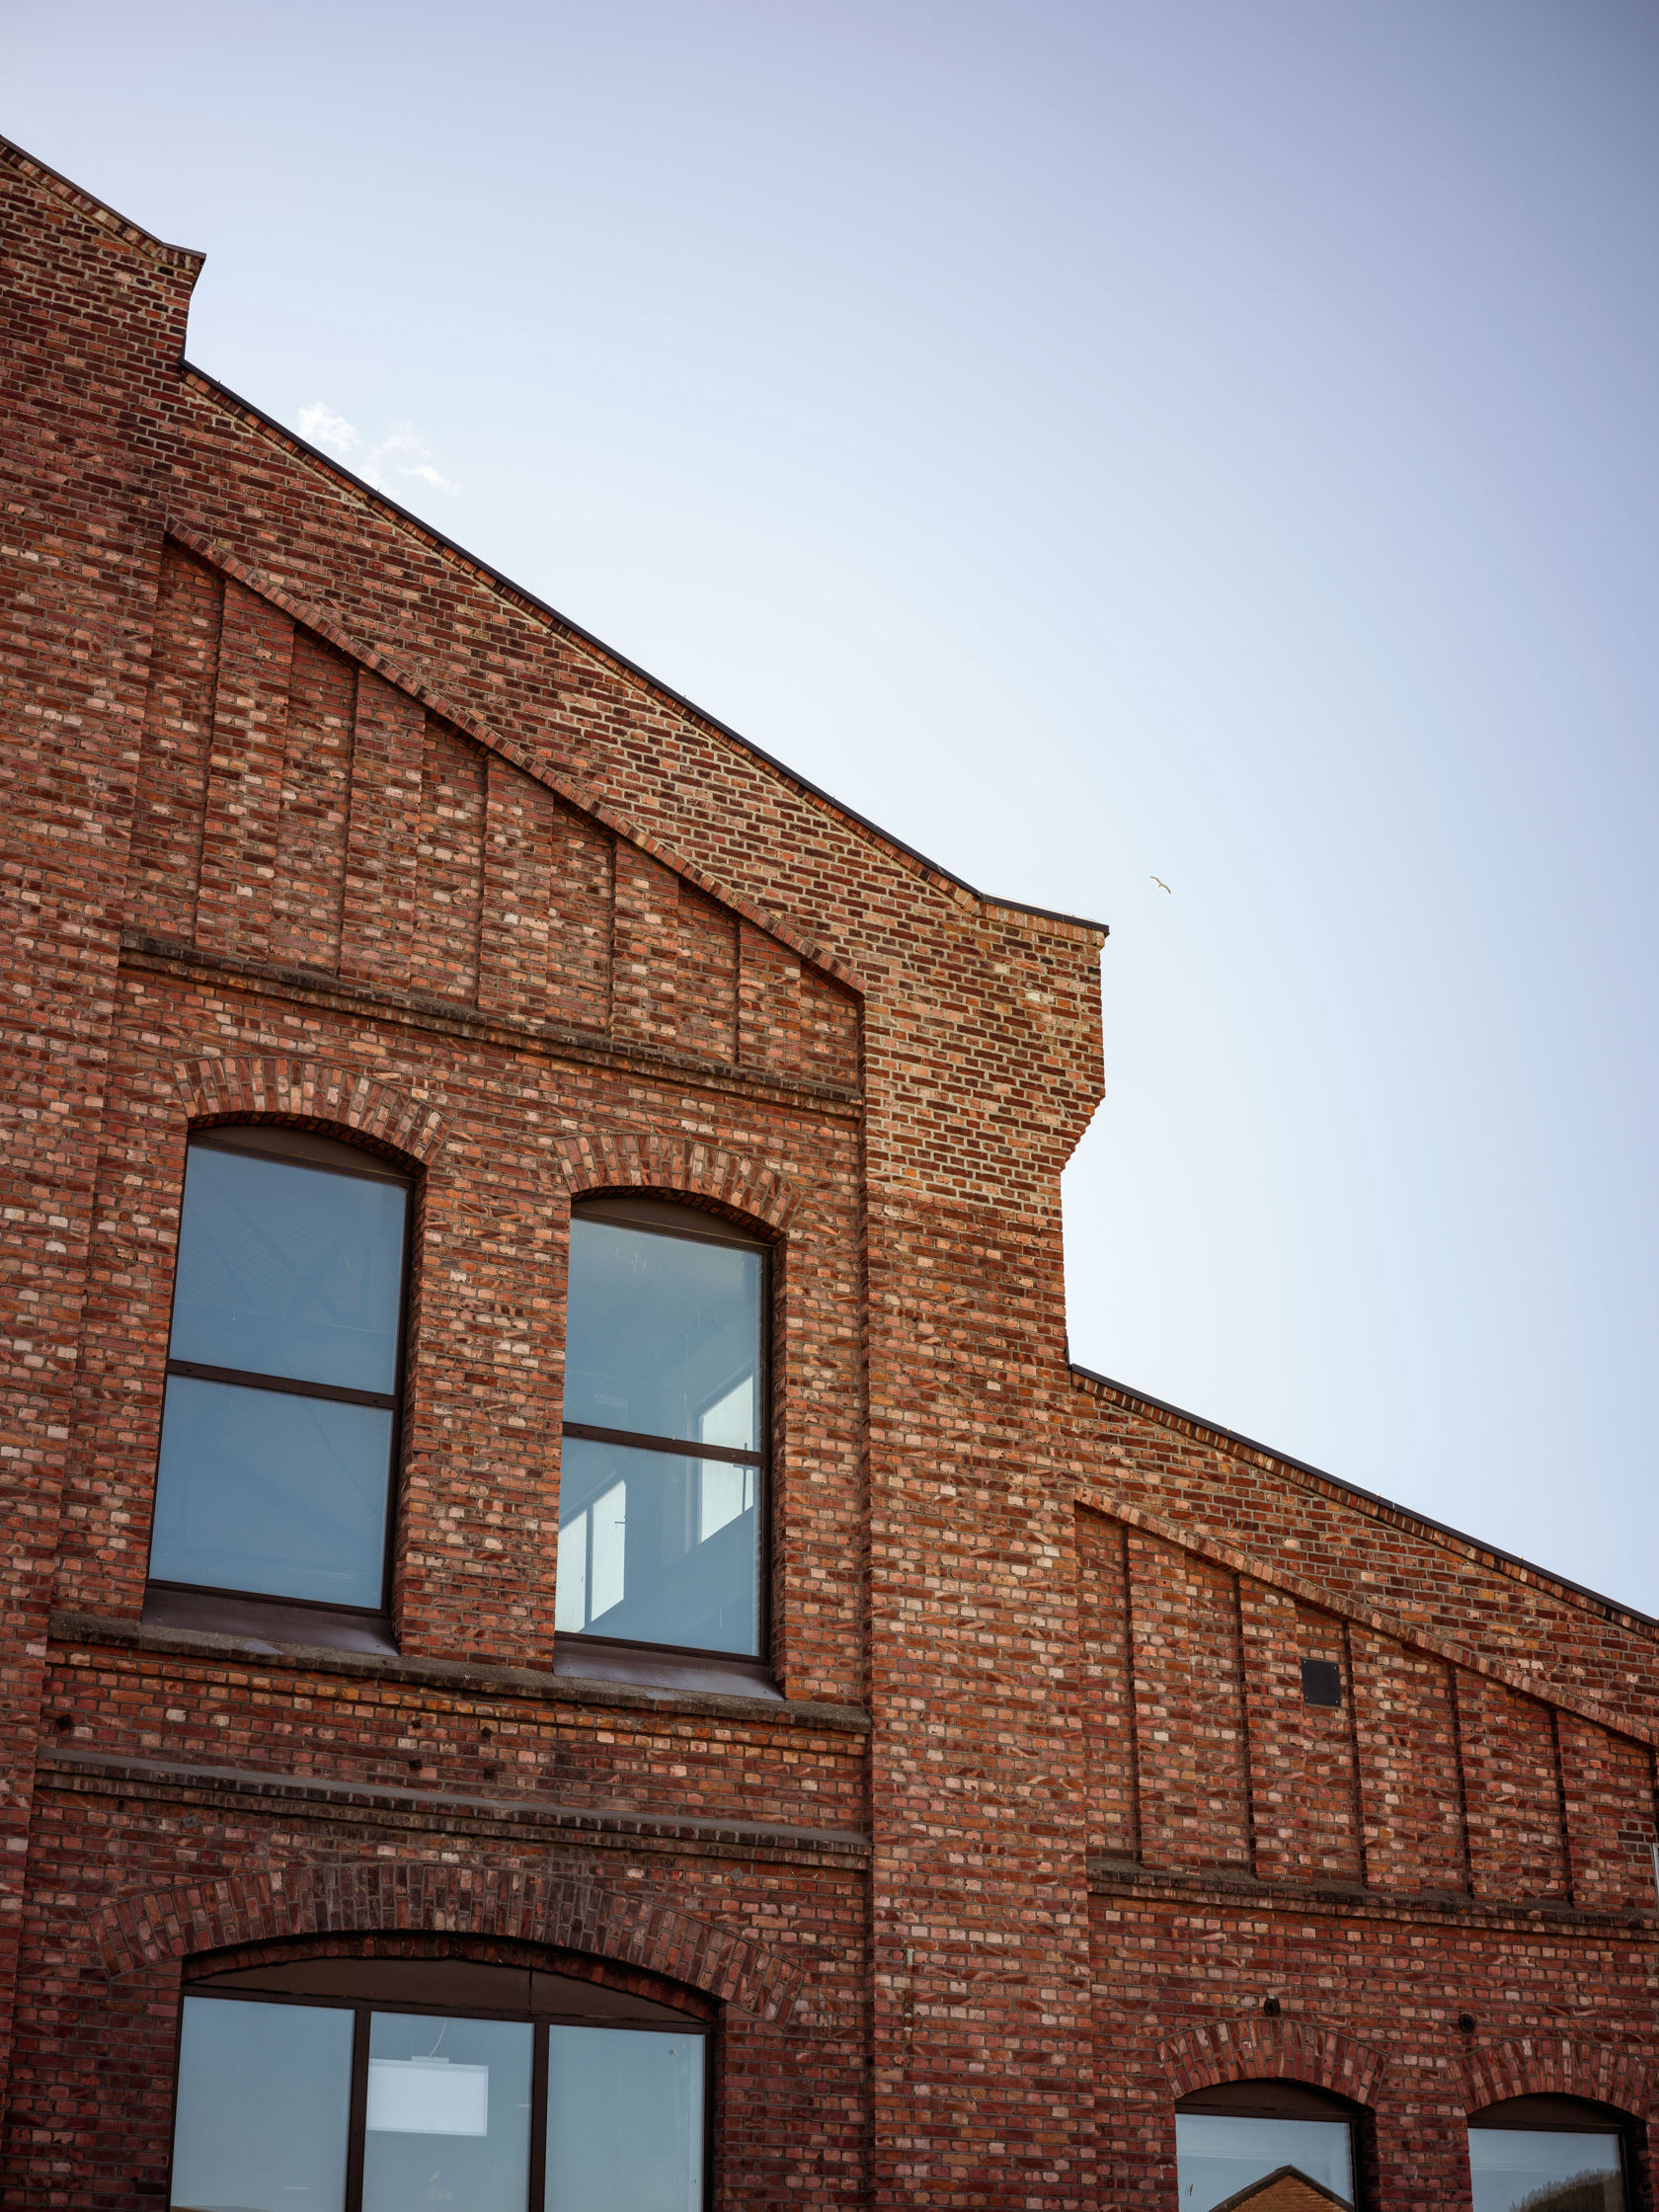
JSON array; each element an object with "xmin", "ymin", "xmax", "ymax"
[
  {"xmin": 1175, "ymin": 2112, "xmax": 1354, "ymax": 2210},
  {"xmin": 169, "ymin": 1995, "xmax": 352, "ymax": 2212},
  {"xmin": 361, "ymin": 2014, "xmax": 530, "ymax": 2212},
  {"xmin": 1469, "ymin": 2126, "xmax": 1624, "ymax": 2212},
  {"xmin": 555, "ymin": 1437, "xmax": 758, "ymax": 1654}
]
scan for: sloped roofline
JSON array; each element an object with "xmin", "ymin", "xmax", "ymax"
[
  {"xmin": 0, "ymin": 133, "xmax": 203, "ymax": 277},
  {"xmin": 1070, "ymin": 1359, "xmax": 1656, "ymax": 1633},
  {"xmin": 182, "ymin": 365, "xmax": 1108, "ymax": 945},
  {"xmin": 6, "ymin": 127, "xmax": 1107, "ymax": 945}
]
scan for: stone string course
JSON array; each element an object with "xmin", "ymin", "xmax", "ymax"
[{"xmin": 2, "ymin": 129, "xmax": 1656, "ymax": 2209}]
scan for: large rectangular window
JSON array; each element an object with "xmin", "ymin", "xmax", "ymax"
[
  {"xmin": 170, "ymin": 1976, "xmax": 708, "ymax": 2212},
  {"xmin": 559, "ymin": 1199, "xmax": 766, "ymax": 1661},
  {"xmin": 146, "ymin": 1128, "xmax": 411, "ymax": 1622}
]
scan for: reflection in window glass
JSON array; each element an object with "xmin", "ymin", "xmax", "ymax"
[
  {"xmin": 1469, "ymin": 2128, "xmax": 1624, "ymax": 2212},
  {"xmin": 544, "ymin": 2024, "xmax": 704, "ymax": 2212},
  {"xmin": 149, "ymin": 1376, "xmax": 394, "ymax": 1607},
  {"xmin": 564, "ymin": 1220, "xmax": 761, "ymax": 1449},
  {"xmin": 555, "ymin": 1436, "xmax": 759, "ymax": 1654},
  {"xmin": 169, "ymin": 1994, "xmax": 353, "ymax": 2212},
  {"xmin": 362, "ymin": 2012, "xmax": 533, "ymax": 2212},
  {"xmin": 1175, "ymin": 2112, "xmax": 1355, "ymax": 2211},
  {"xmin": 171, "ymin": 1146, "xmax": 406, "ymax": 1392}
]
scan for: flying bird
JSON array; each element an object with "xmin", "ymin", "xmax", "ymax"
[{"xmin": 1151, "ymin": 876, "xmax": 1171, "ymax": 894}]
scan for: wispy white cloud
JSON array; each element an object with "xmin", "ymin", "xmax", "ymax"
[{"xmin": 296, "ymin": 402, "xmax": 458, "ymax": 498}]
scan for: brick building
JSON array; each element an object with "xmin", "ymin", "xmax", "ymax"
[{"xmin": 2, "ymin": 132, "xmax": 1656, "ymax": 2211}]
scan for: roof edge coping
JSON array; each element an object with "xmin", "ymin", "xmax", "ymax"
[
  {"xmin": 1069, "ymin": 1360, "xmax": 1656, "ymax": 1634},
  {"xmin": 1, "ymin": 133, "xmax": 203, "ymax": 276},
  {"xmin": 181, "ymin": 360, "xmax": 1108, "ymax": 948}
]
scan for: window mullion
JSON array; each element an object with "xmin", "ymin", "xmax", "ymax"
[
  {"xmin": 528, "ymin": 2018, "xmax": 549, "ymax": 2212},
  {"xmin": 344, "ymin": 2005, "xmax": 369, "ymax": 2212}
]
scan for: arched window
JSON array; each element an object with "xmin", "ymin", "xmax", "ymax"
[
  {"xmin": 168, "ymin": 1953, "xmax": 708, "ymax": 2212},
  {"xmin": 1467, "ymin": 2095, "xmax": 1631, "ymax": 2212},
  {"xmin": 145, "ymin": 1127, "xmax": 412, "ymax": 1640},
  {"xmin": 558, "ymin": 1195, "xmax": 768, "ymax": 1673},
  {"xmin": 1175, "ymin": 2080, "xmax": 1361, "ymax": 2210}
]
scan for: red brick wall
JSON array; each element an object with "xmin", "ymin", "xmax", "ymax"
[{"xmin": 3, "ymin": 132, "xmax": 1658, "ymax": 2210}]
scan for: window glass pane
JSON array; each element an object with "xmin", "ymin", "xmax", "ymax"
[
  {"xmin": 556, "ymin": 1435, "xmax": 759, "ymax": 1655},
  {"xmin": 1469, "ymin": 2128, "xmax": 1623, "ymax": 2212},
  {"xmin": 362, "ymin": 2012, "xmax": 533, "ymax": 2212},
  {"xmin": 170, "ymin": 1994, "xmax": 353, "ymax": 2212},
  {"xmin": 1175, "ymin": 2112, "xmax": 1355, "ymax": 2211},
  {"xmin": 171, "ymin": 1146, "xmax": 406, "ymax": 1392},
  {"xmin": 564, "ymin": 1219, "xmax": 761, "ymax": 1450},
  {"xmin": 150, "ymin": 1376, "xmax": 393, "ymax": 1607},
  {"xmin": 545, "ymin": 2025, "xmax": 704, "ymax": 2212}
]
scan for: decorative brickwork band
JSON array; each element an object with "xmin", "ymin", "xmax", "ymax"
[
  {"xmin": 1160, "ymin": 2019, "xmax": 1386, "ymax": 2109},
  {"xmin": 88, "ymin": 1862, "xmax": 811, "ymax": 2026},
  {"xmin": 173, "ymin": 1056, "xmax": 447, "ymax": 1166},
  {"xmin": 555, "ymin": 1129, "xmax": 803, "ymax": 1233},
  {"xmin": 1462, "ymin": 2037, "xmax": 1653, "ymax": 2119}
]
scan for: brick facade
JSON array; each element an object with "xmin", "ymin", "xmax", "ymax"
[{"xmin": 1, "ymin": 134, "xmax": 1655, "ymax": 2208}]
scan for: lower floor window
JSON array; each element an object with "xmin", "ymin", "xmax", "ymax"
[
  {"xmin": 1175, "ymin": 2080, "xmax": 1358, "ymax": 2210},
  {"xmin": 1469, "ymin": 2096, "xmax": 1629, "ymax": 2212},
  {"xmin": 169, "ymin": 1973, "xmax": 706, "ymax": 2212}
]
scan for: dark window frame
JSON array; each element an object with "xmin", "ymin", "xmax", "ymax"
[
  {"xmin": 169, "ymin": 1960, "xmax": 714, "ymax": 2212},
  {"xmin": 143, "ymin": 1122, "xmax": 417, "ymax": 1647},
  {"xmin": 1176, "ymin": 2078, "xmax": 1369, "ymax": 2211},
  {"xmin": 556, "ymin": 1193, "xmax": 775, "ymax": 1691}
]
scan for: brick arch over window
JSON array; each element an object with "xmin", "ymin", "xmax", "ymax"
[
  {"xmin": 1160, "ymin": 2019, "xmax": 1386, "ymax": 2109},
  {"xmin": 172, "ymin": 1056, "xmax": 447, "ymax": 1167},
  {"xmin": 1464, "ymin": 2037, "xmax": 1654, "ymax": 2120},
  {"xmin": 555, "ymin": 1130, "xmax": 803, "ymax": 1235},
  {"xmin": 88, "ymin": 1861, "xmax": 814, "ymax": 2028}
]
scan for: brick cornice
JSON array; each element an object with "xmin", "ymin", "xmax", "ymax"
[
  {"xmin": 170, "ymin": 1054, "xmax": 447, "ymax": 1166},
  {"xmin": 1160, "ymin": 2017, "xmax": 1385, "ymax": 2107},
  {"xmin": 87, "ymin": 1859, "xmax": 823, "ymax": 2027},
  {"xmin": 1074, "ymin": 1485, "xmax": 1659, "ymax": 1752},
  {"xmin": 160, "ymin": 516, "xmax": 866, "ymax": 996},
  {"xmin": 1462, "ymin": 2035, "xmax": 1654, "ymax": 2119}
]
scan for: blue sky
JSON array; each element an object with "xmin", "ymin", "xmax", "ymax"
[{"xmin": 8, "ymin": 1, "xmax": 1656, "ymax": 1607}]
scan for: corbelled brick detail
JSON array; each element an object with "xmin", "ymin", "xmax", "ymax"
[
  {"xmin": 172, "ymin": 1053, "xmax": 448, "ymax": 1163},
  {"xmin": 554, "ymin": 1128, "xmax": 803, "ymax": 1232},
  {"xmin": 1159, "ymin": 2019, "xmax": 1385, "ymax": 2109},
  {"xmin": 90, "ymin": 1861, "xmax": 812, "ymax": 2025},
  {"xmin": 1463, "ymin": 2036, "xmax": 1654, "ymax": 2118}
]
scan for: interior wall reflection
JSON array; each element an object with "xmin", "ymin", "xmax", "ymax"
[{"xmin": 559, "ymin": 1207, "xmax": 765, "ymax": 1657}]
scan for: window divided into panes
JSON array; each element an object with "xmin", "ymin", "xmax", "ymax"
[
  {"xmin": 146, "ymin": 1128, "xmax": 412, "ymax": 1631},
  {"xmin": 1468, "ymin": 2096, "xmax": 1631, "ymax": 2212},
  {"xmin": 168, "ymin": 1956, "xmax": 708, "ymax": 2212},
  {"xmin": 558, "ymin": 1197, "xmax": 767, "ymax": 1664},
  {"xmin": 1175, "ymin": 2080, "xmax": 1361, "ymax": 2210}
]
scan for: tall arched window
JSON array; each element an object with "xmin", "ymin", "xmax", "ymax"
[
  {"xmin": 167, "ymin": 1953, "xmax": 708, "ymax": 2212},
  {"xmin": 1467, "ymin": 2096, "xmax": 1631, "ymax": 2212},
  {"xmin": 1175, "ymin": 2080, "xmax": 1361, "ymax": 2209},
  {"xmin": 145, "ymin": 1126, "xmax": 412, "ymax": 1639},
  {"xmin": 558, "ymin": 1196, "xmax": 767, "ymax": 1671}
]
